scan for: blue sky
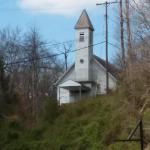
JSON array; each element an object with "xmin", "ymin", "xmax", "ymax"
[{"xmin": 0, "ymin": 0, "xmax": 120, "ymax": 64}]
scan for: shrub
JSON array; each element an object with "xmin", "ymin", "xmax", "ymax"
[{"xmin": 41, "ymin": 97, "xmax": 59, "ymax": 123}]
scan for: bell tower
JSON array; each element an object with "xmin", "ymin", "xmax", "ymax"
[{"xmin": 74, "ymin": 10, "xmax": 94, "ymax": 81}]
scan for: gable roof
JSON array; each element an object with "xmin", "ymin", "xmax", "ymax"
[
  {"xmin": 75, "ymin": 9, "xmax": 94, "ymax": 31},
  {"xmin": 55, "ymin": 55, "xmax": 119, "ymax": 85},
  {"xmin": 55, "ymin": 64, "xmax": 75, "ymax": 85},
  {"xmin": 93, "ymin": 55, "xmax": 119, "ymax": 78}
]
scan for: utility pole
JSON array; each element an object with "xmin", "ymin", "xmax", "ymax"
[
  {"xmin": 63, "ymin": 43, "xmax": 72, "ymax": 71},
  {"xmin": 97, "ymin": 1, "xmax": 118, "ymax": 94},
  {"xmin": 64, "ymin": 52, "xmax": 68, "ymax": 71},
  {"xmin": 105, "ymin": 1, "xmax": 109, "ymax": 94},
  {"xmin": 63, "ymin": 45, "xmax": 68, "ymax": 71},
  {"xmin": 119, "ymin": 0, "xmax": 125, "ymax": 67}
]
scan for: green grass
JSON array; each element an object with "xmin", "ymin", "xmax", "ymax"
[{"xmin": 0, "ymin": 90, "xmax": 149, "ymax": 150}]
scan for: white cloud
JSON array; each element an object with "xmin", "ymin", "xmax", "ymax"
[{"xmin": 19, "ymin": 0, "xmax": 108, "ymax": 16}]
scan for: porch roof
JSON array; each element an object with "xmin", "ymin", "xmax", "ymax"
[
  {"xmin": 58, "ymin": 80, "xmax": 90, "ymax": 91},
  {"xmin": 59, "ymin": 80, "xmax": 81, "ymax": 88}
]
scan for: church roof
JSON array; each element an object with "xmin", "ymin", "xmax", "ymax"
[
  {"xmin": 75, "ymin": 9, "xmax": 94, "ymax": 31},
  {"xmin": 55, "ymin": 55, "xmax": 119, "ymax": 85},
  {"xmin": 94, "ymin": 55, "xmax": 119, "ymax": 78}
]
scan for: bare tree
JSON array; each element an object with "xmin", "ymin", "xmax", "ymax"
[
  {"xmin": 0, "ymin": 27, "xmax": 64, "ymax": 121},
  {"xmin": 114, "ymin": 0, "xmax": 150, "ymax": 113},
  {"xmin": 125, "ymin": 0, "xmax": 132, "ymax": 54},
  {"xmin": 119, "ymin": 0, "xmax": 125, "ymax": 67},
  {"xmin": 0, "ymin": 27, "xmax": 23, "ymax": 93}
]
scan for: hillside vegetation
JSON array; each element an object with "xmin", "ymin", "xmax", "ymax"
[{"xmin": 0, "ymin": 88, "xmax": 150, "ymax": 150}]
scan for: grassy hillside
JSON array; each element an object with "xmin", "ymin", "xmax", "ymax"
[{"xmin": 0, "ymin": 90, "xmax": 150, "ymax": 150}]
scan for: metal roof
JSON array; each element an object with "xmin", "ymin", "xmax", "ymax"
[
  {"xmin": 94, "ymin": 55, "xmax": 119, "ymax": 78},
  {"xmin": 58, "ymin": 80, "xmax": 91, "ymax": 91},
  {"xmin": 59, "ymin": 80, "xmax": 81, "ymax": 87},
  {"xmin": 75, "ymin": 9, "xmax": 94, "ymax": 31}
]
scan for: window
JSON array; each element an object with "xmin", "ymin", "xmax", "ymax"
[
  {"xmin": 79, "ymin": 32, "xmax": 84, "ymax": 42},
  {"xmin": 80, "ymin": 59, "xmax": 84, "ymax": 64}
]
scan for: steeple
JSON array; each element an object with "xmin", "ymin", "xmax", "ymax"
[
  {"xmin": 75, "ymin": 9, "xmax": 94, "ymax": 31},
  {"xmin": 75, "ymin": 10, "xmax": 94, "ymax": 82}
]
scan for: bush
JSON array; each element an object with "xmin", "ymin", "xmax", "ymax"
[{"xmin": 41, "ymin": 97, "xmax": 59, "ymax": 123}]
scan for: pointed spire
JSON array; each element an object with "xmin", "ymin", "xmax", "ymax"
[{"xmin": 75, "ymin": 9, "xmax": 94, "ymax": 31}]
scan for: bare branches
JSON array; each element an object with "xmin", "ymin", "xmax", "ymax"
[{"xmin": 0, "ymin": 27, "xmax": 64, "ymax": 121}]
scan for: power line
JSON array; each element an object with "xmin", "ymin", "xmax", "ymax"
[
  {"xmin": 108, "ymin": 42, "xmax": 120, "ymax": 50},
  {"xmin": 2, "ymin": 32, "xmax": 102, "ymax": 64},
  {"xmin": 43, "ymin": 32, "xmax": 101, "ymax": 47},
  {"xmin": 5, "ymin": 41, "xmax": 105, "ymax": 66},
  {"xmin": 7, "ymin": 32, "xmax": 101, "ymax": 49}
]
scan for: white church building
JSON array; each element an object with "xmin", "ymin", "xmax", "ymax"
[{"xmin": 56, "ymin": 10, "xmax": 118, "ymax": 105}]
